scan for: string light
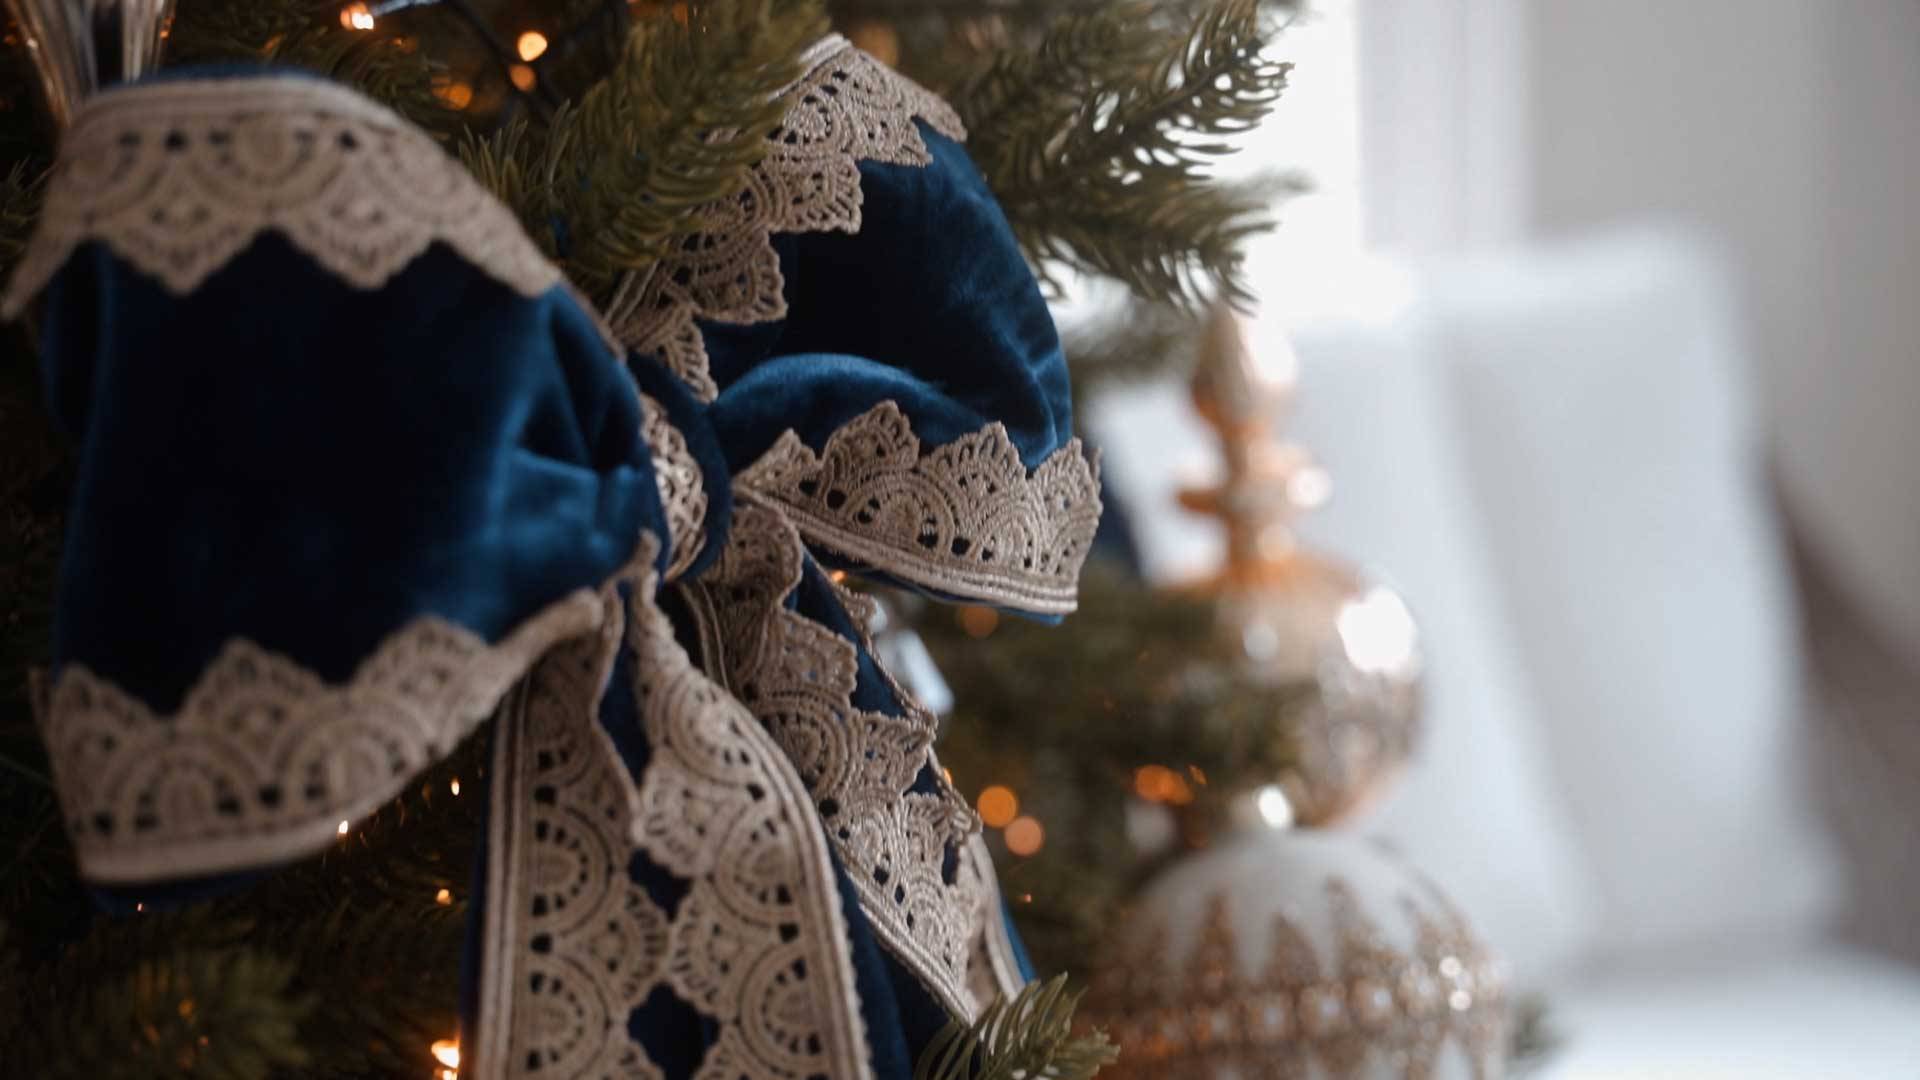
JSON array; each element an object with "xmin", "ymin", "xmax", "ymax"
[
  {"xmin": 340, "ymin": 3, "xmax": 375, "ymax": 30},
  {"xmin": 1132, "ymin": 764, "xmax": 1194, "ymax": 806},
  {"xmin": 1004, "ymin": 815, "xmax": 1045, "ymax": 857},
  {"xmin": 431, "ymin": 1037, "xmax": 460, "ymax": 1079},
  {"xmin": 957, "ymin": 606, "xmax": 999, "ymax": 639},
  {"xmin": 337, "ymin": 819, "xmax": 350, "ymax": 836},
  {"xmin": 516, "ymin": 30, "xmax": 548, "ymax": 62},
  {"xmin": 449, "ymin": 778, "xmax": 461, "ymax": 796},
  {"xmin": 435, "ymin": 888, "xmax": 453, "ymax": 906},
  {"xmin": 509, "ymin": 64, "xmax": 537, "ymax": 92},
  {"xmin": 434, "ymin": 79, "xmax": 475, "ymax": 109},
  {"xmin": 976, "ymin": 785, "xmax": 1018, "ymax": 828}
]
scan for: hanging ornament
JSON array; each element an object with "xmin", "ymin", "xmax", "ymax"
[
  {"xmin": 4, "ymin": 0, "xmax": 175, "ymax": 129},
  {"xmin": 1081, "ymin": 828, "xmax": 1508, "ymax": 1079},
  {"xmin": 1080, "ymin": 304, "xmax": 1507, "ymax": 1077},
  {"xmin": 1173, "ymin": 303, "xmax": 1422, "ymax": 832}
]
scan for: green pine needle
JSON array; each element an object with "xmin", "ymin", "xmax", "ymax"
[
  {"xmin": 915, "ymin": 975, "xmax": 1119, "ymax": 1080},
  {"xmin": 464, "ymin": 0, "xmax": 831, "ymax": 307},
  {"xmin": 957, "ymin": 0, "xmax": 1290, "ymax": 307}
]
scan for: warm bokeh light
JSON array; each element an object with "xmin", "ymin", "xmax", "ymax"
[
  {"xmin": 516, "ymin": 30, "xmax": 549, "ymax": 61},
  {"xmin": 976, "ymin": 785, "xmax": 1018, "ymax": 828},
  {"xmin": 509, "ymin": 64, "xmax": 537, "ymax": 92},
  {"xmin": 435, "ymin": 888, "xmax": 453, "ymax": 906},
  {"xmin": 339, "ymin": 3, "xmax": 374, "ymax": 30},
  {"xmin": 336, "ymin": 819, "xmax": 350, "ymax": 836},
  {"xmin": 957, "ymin": 605, "xmax": 999, "ymax": 638},
  {"xmin": 449, "ymin": 778, "xmax": 461, "ymax": 796},
  {"xmin": 1133, "ymin": 764, "xmax": 1195, "ymax": 806},
  {"xmin": 431, "ymin": 1037, "xmax": 460, "ymax": 1076},
  {"xmin": 1004, "ymin": 815, "xmax": 1045, "ymax": 856},
  {"xmin": 844, "ymin": 20, "xmax": 900, "ymax": 67},
  {"xmin": 434, "ymin": 79, "xmax": 474, "ymax": 110}
]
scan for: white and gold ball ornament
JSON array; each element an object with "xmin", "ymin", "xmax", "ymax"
[{"xmin": 1082, "ymin": 827, "xmax": 1508, "ymax": 1080}]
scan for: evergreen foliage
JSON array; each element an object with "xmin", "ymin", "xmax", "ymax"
[
  {"xmin": 915, "ymin": 975, "xmax": 1118, "ymax": 1080},
  {"xmin": 956, "ymin": 0, "xmax": 1289, "ymax": 305},
  {"xmin": 463, "ymin": 0, "xmax": 831, "ymax": 305}
]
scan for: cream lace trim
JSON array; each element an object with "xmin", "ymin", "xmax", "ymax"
[
  {"xmin": 641, "ymin": 393, "xmax": 710, "ymax": 582},
  {"xmin": 603, "ymin": 38, "xmax": 966, "ymax": 400},
  {"xmin": 2, "ymin": 75, "xmax": 560, "ymax": 316},
  {"xmin": 736, "ymin": 403, "xmax": 1104, "ymax": 615},
  {"xmin": 960, "ymin": 834, "xmax": 1029, "ymax": 1009},
  {"xmin": 476, "ymin": 533, "xmax": 871, "ymax": 1080},
  {"xmin": 691, "ymin": 499, "xmax": 987, "ymax": 1020},
  {"xmin": 34, "ymin": 591, "xmax": 604, "ymax": 883}
]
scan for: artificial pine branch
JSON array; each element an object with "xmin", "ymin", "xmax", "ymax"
[
  {"xmin": 1061, "ymin": 297, "xmax": 1201, "ymax": 390},
  {"xmin": 165, "ymin": 0, "xmax": 452, "ymax": 130},
  {"xmin": 914, "ymin": 974, "xmax": 1119, "ymax": 1080},
  {"xmin": 465, "ymin": 0, "xmax": 831, "ymax": 306},
  {"xmin": 956, "ymin": 0, "xmax": 1288, "ymax": 306},
  {"xmin": 1, "ymin": 908, "xmax": 313, "ymax": 1080}
]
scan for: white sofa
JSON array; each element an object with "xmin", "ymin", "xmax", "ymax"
[{"xmin": 1088, "ymin": 229, "xmax": 1920, "ymax": 1077}]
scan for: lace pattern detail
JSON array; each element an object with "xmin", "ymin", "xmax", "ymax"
[
  {"xmin": 36, "ymin": 591, "xmax": 604, "ymax": 883},
  {"xmin": 737, "ymin": 403, "xmax": 1104, "ymax": 615},
  {"xmin": 604, "ymin": 38, "xmax": 966, "ymax": 399},
  {"xmin": 959, "ymin": 835, "xmax": 1028, "ymax": 1008},
  {"xmin": 1081, "ymin": 879, "xmax": 1508, "ymax": 1080},
  {"xmin": 476, "ymin": 533, "xmax": 872, "ymax": 1080},
  {"xmin": 642, "ymin": 393, "xmax": 709, "ymax": 581},
  {"xmin": 694, "ymin": 500, "xmax": 986, "ymax": 1020},
  {"xmin": 3, "ymin": 75, "xmax": 561, "ymax": 316}
]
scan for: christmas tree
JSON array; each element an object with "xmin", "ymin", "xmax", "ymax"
[{"xmin": 0, "ymin": 1, "xmax": 1292, "ymax": 1076}]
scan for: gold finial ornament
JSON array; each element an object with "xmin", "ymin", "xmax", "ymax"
[
  {"xmin": 4, "ymin": 0, "xmax": 176, "ymax": 129},
  {"xmin": 1176, "ymin": 302, "xmax": 1421, "ymax": 831},
  {"xmin": 1082, "ymin": 306, "xmax": 1505, "ymax": 1079}
]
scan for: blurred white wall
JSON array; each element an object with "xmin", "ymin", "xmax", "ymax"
[
  {"xmin": 1359, "ymin": 0, "xmax": 1920, "ymax": 665},
  {"xmin": 1528, "ymin": 0, "xmax": 1920, "ymax": 667}
]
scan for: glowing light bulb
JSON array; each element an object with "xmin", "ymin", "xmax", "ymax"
[
  {"xmin": 1004, "ymin": 815, "xmax": 1044, "ymax": 856},
  {"xmin": 957, "ymin": 606, "xmax": 998, "ymax": 638},
  {"xmin": 516, "ymin": 30, "xmax": 549, "ymax": 61},
  {"xmin": 508, "ymin": 64, "xmax": 537, "ymax": 92},
  {"xmin": 340, "ymin": 3, "xmax": 375, "ymax": 30},
  {"xmin": 449, "ymin": 778, "xmax": 461, "ymax": 796},
  {"xmin": 337, "ymin": 819, "xmax": 350, "ymax": 836},
  {"xmin": 975, "ymin": 785, "xmax": 1018, "ymax": 828},
  {"xmin": 435, "ymin": 79, "xmax": 475, "ymax": 109},
  {"xmin": 432, "ymin": 1038, "xmax": 460, "ymax": 1071},
  {"xmin": 435, "ymin": 888, "xmax": 453, "ymax": 906}
]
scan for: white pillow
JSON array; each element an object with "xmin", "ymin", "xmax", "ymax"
[{"xmin": 1423, "ymin": 228, "xmax": 1841, "ymax": 965}]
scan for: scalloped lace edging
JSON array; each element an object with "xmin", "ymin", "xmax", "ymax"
[
  {"xmin": 3, "ymin": 75, "xmax": 561, "ymax": 316},
  {"xmin": 35, "ymin": 589, "xmax": 605, "ymax": 883},
  {"xmin": 603, "ymin": 39, "xmax": 966, "ymax": 400},
  {"xmin": 737, "ymin": 402, "xmax": 1103, "ymax": 615}
]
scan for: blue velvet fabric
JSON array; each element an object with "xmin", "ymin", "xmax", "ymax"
[
  {"xmin": 706, "ymin": 125, "xmax": 1073, "ymax": 474},
  {"xmin": 39, "ymin": 236, "xmax": 665, "ymax": 708},
  {"xmin": 31, "ymin": 65, "xmax": 1071, "ymax": 1080}
]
